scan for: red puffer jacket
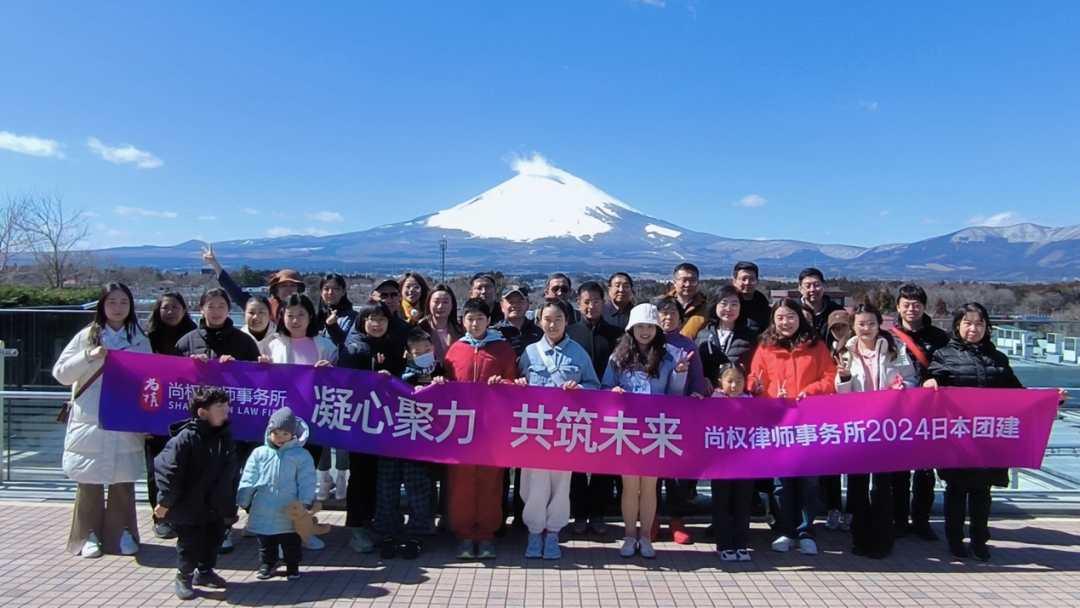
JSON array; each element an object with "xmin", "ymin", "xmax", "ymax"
[
  {"xmin": 443, "ymin": 332, "xmax": 519, "ymax": 383},
  {"xmin": 747, "ymin": 339, "xmax": 837, "ymax": 398}
]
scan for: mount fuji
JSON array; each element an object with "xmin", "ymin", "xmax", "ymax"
[{"xmin": 95, "ymin": 157, "xmax": 1080, "ymax": 281}]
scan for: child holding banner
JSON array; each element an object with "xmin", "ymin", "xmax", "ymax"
[
  {"xmin": 443, "ymin": 299, "xmax": 519, "ymax": 560},
  {"xmin": 835, "ymin": 302, "xmax": 917, "ymax": 559},
  {"xmin": 516, "ymin": 299, "xmax": 602, "ymax": 560},
  {"xmin": 748, "ymin": 298, "xmax": 838, "ymax": 557},
  {"xmin": 602, "ymin": 303, "xmax": 690, "ymax": 559},
  {"xmin": 710, "ymin": 365, "xmax": 755, "ymax": 562}
]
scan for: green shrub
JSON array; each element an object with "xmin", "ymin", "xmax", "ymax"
[{"xmin": 0, "ymin": 286, "xmax": 101, "ymax": 308}]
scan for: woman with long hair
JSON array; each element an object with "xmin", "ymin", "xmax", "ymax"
[
  {"xmin": 53, "ymin": 283, "xmax": 152, "ymax": 558},
  {"xmin": 418, "ymin": 284, "xmax": 464, "ymax": 362},
  {"xmin": 399, "ymin": 272, "xmax": 431, "ymax": 325}
]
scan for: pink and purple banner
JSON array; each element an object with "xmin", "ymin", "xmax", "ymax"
[{"xmin": 99, "ymin": 351, "xmax": 1059, "ymax": 479}]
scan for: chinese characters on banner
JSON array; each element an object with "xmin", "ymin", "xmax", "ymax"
[{"xmin": 100, "ymin": 351, "xmax": 1058, "ymax": 479}]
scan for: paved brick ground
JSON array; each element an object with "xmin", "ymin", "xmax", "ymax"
[{"xmin": 2, "ymin": 501, "xmax": 1080, "ymax": 607}]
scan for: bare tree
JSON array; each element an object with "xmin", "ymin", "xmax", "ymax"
[
  {"xmin": 0, "ymin": 194, "xmax": 33, "ymax": 277},
  {"xmin": 19, "ymin": 192, "xmax": 91, "ymax": 288}
]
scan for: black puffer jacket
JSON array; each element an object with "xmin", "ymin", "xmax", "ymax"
[
  {"xmin": 340, "ymin": 327, "xmax": 406, "ymax": 376},
  {"xmin": 695, "ymin": 323, "xmax": 757, "ymax": 384},
  {"xmin": 174, "ymin": 318, "xmax": 262, "ymax": 362},
  {"xmin": 927, "ymin": 337, "xmax": 1022, "ymax": 487},
  {"xmin": 737, "ymin": 291, "xmax": 773, "ymax": 338},
  {"xmin": 153, "ymin": 418, "xmax": 237, "ymax": 525}
]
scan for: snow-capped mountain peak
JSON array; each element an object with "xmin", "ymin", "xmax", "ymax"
[{"xmin": 424, "ymin": 154, "xmax": 644, "ymax": 242}]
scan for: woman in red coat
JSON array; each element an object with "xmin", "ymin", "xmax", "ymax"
[{"xmin": 747, "ymin": 297, "xmax": 837, "ymax": 557}]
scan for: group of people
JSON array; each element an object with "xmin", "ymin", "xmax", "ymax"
[{"xmin": 51, "ymin": 250, "xmax": 1061, "ymax": 601}]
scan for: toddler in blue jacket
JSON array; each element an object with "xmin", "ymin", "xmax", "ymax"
[{"xmin": 237, "ymin": 407, "xmax": 317, "ymax": 580}]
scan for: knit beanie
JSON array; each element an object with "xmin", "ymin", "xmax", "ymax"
[{"xmin": 268, "ymin": 407, "xmax": 297, "ymax": 435}]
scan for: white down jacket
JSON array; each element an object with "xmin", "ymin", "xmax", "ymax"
[
  {"xmin": 53, "ymin": 326, "xmax": 152, "ymax": 484},
  {"xmin": 835, "ymin": 335, "xmax": 918, "ymax": 393}
]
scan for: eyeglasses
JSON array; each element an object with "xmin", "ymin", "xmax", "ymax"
[
  {"xmin": 377, "ymin": 292, "xmax": 400, "ymax": 300},
  {"xmin": 550, "ymin": 285, "xmax": 570, "ymax": 293}
]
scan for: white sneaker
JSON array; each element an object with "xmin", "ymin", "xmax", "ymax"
[
  {"xmin": 719, "ymin": 549, "xmax": 738, "ymax": 562},
  {"xmin": 825, "ymin": 509, "xmax": 841, "ymax": 530},
  {"xmin": 334, "ymin": 472, "xmax": 349, "ymax": 501},
  {"xmin": 316, "ymin": 471, "xmax": 333, "ymax": 501},
  {"xmin": 219, "ymin": 527, "xmax": 234, "ymax": 554},
  {"xmin": 736, "ymin": 549, "xmax": 752, "ymax": 562},
  {"xmin": 839, "ymin": 513, "xmax": 853, "ymax": 532},
  {"xmin": 119, "ymin": 529, "xmax": 139, "ymax": 555},
  {"xmin": 81, "ymin": 532, "xmax": 103, "ymax": 559},
  {"xmin": 619, "ymin": 536, "xmax": 637, "ymax": 558},
  {"xmin": 771, "ymin": 535, "xmax": 794, "ymax": 552},
  {"xmin": 798, "ymin": 538, "xmax": 818, "ymax": 555},
  {"xmin": 638, "ymin": 537, "xmax": 656, "ymax": 559},
  {"xmin": 306, "ymin": 535, "xmax": 325, "ymax": 550}
]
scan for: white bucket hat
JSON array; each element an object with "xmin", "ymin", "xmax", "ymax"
[{"xmin": 627, "ymin": 303, "xmax": 662, "ymax": 330}]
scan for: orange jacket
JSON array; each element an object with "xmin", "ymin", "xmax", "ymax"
[{"xmin": 747, "ymin": 340, "xmax": 837, "ymax": 398}]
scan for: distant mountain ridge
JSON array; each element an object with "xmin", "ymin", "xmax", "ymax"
[{"xmin": 93, "ymin": 160, "xmax": 1080, "ymax": 282}]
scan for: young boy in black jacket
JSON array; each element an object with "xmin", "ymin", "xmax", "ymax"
[{"xmin": 154, "ymin": 386, "xmax": 237, "ymax": 601}]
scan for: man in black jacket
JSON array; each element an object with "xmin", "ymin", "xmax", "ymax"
[
  {"xmin": 732, "ymin": 261, "xmax": 772, "ymax": 338},
  {"xmin": 565, "ymin": 281, "xmax": 625, "ymax": 535},
  {"xmin": 890, "ymin": 284, "xmax": 951, "ymax": 541},
  {"xmin": 154, "ymin": 386, "xmax": 237, "ymax": 600},
  {"xmin": 492, "ymin": 285, "xmax": 544, "ymax": 357},
  {"xmin": 798, "ymin": 267, "xmax": 844, "ymax": 339},
  {"xmin": 602, "ymin": 272, "xmax": 635, "ymax": 329}
]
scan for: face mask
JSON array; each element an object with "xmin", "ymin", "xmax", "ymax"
[{"xmin": 412, "ymin": 352, "xmax": 436, "ymax": 369}]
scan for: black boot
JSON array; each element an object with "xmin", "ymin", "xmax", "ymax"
[
  {"xmin": 175, "ymin": 573, "xmax": 195, "ymax": 600},
  {"xmin": 948, "ymin": 541, "xmax": 969, "ymax": 560},
  {"xmin": 193, "ymin": 569, "xmax": 228, "ymax": 588}
]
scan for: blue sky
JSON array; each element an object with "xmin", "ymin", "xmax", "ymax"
[{"xmin": 1, "ymin": 1, "xmax": 1078, "ymax": 250}]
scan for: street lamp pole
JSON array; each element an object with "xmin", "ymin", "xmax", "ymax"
[{"xmin": 439, "ymin": 237, "xmax": 447, "ymax": 283}]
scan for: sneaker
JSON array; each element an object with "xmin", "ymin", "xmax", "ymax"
[
  {"xmin": 735, "ymin": 549, "xmax": 752, "ymax": 562},
  {"xmin": 334, "ymin": 473, "xmax": 349, "ymax": 501},
  {"xmin": 218, "ymin": 527, "xmax": 234, "ymax": 554},
  {"xmin": 910, "ymin": 522, "xmax": 940, "ymax": 541},
  {"xmin": 839, "ymin": 513, "xmax": 853, "ymax": 532},
  {"xmin": 542, "ymin": 532, "xmax": 561, "ymax": 560},
  {"xmin": 349, "ymin": 528, "xmax": 374, "ymax": 554},
  {"xmin": 175, "ymin": 573, "xmax": 195, "ymax": 600},
  {"xmin": 825, "ymin": 509, "xmax": 841, "ymax": 530},
  {"xmin": 306, "ymin": 534, "xmax": 325, "ymax": 550},
  {"xmin": 402, "ymin": 539, "xmax": 422, "ymax": 560},
  {"xmin": 256, "ymin": 564, "xmax": 274, "ymax": 580},
  {"xmin": 457, "ymin": 539, "xmax": 476, "ymax": 559},
  {"xmin": 969, "ymin": 542, "xmax": 991, "ymax": 562},
  {"xmin": 771, "ymin": 535, "xmax": 794, "ymax": 552},
  {"xmin": 80, "ymin": 532, "xmax": 103, "ymax": 559},
  {"xmin": 380, "ymin": 538, "xmax": 397, "ymax": 560},
  {"xmin": 525, "ymin": 533, "xmax": 543, "ymax": 558},
  {"xmin": 570, "ymin": 519, "xmax": 588, "ymax": 535},
  {"xmin": 119, "ymin": 529, "xmax": 139, "ymax": 555},
  {"xmin": 286, "ymin": 564, "xmax": 300, "ymax": 580},
  {"xmin": 589, "ymin": 517, "xmax": 608, "ymax": 536},
  {"xmin": 193, "ymin": 569, "xmax": 228, "ymax": 589},
  {"xmin": 619, "ymin": 537, "xmax": 638, "ymax": 558},
  {"xmin": 638, "ymin": 537, "xmax": 656, "ymax": 559},
  {"xmin": 949, "ymin": 541, "xmax": 969, "ymax": 560},
  {"xmin": 316, "ymin": 473, "xmax": 333, "ymax": 501},
  {"xmin": 153, "ymin": 521, "xmax": 176, "ymax": 540},
  {"xmin": 719, "ymin": 549, "xmax": 738, "ymax": 562},
  {"xmin": 798, "ymin": 538, "xmax": 818, "ymax": 555},
  {"xmin": 477, "ymin": 540, "xmax": 496, "ymax": 559}
]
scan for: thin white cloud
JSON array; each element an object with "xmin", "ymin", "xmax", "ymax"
[
  {"xmin": 966, "ymin": 211, "xmax": 1026, "ymax": 227},
  {"xmin": 308, "ymin": 211, "xmax": 344, "ymax": 223},
  {"xmin": 240, "ymin": 207, "xmax": 261, "ymax": 216},
  {"xmin": 198, "ymin": 215, "xmax": 217, "ymax": 221},
  {"xmin": 734, "ymin": 194, "xmax": 767, "ymax": 208},
  {"xmin": 266, "ymin": 227, "xmax": 332, "ymax": 238},
  {"xmin": 638, "ymin": 0, "xmax": 666, "ymax": 7},
  {"xmin": 0, "ymin": 130, "xmax": 64, "ymax": 158},
  {"xmin": 858, "ymin": 100, "xmax": 879, "ymax": 111},
  {"xmin": 114, "ymin": 205, "xmax": 178, "ymax": 219},
  {"xmin": 922, "ymin": 218, "xmax": 939, "ymax": 225},
  {"xmin": 95, "ymin": 223, "xmax": 127, "ymax": 238},
  {"xmin": 879, "ymin": 210, "xmax": 890, "ymax": 216},
  {"xmin": 87, "ymin": 137, "xmax": 163, "ymax": 168}
]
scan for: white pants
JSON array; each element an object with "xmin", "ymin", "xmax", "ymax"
[{"xmin": 520, "ymin": 468, "xmax": 572, "ymax": 535}]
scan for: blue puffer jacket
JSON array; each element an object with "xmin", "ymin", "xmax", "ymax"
[{"xmin": 236, "ymin": 417, "xmax": 317, "ymax": 536}]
